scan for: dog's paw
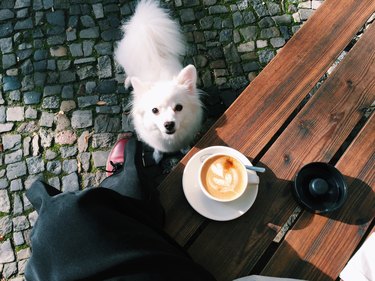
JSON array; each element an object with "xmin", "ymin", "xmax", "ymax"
[
  {"xmin": 153, "ymin": 150, "xmax": 163, "ymax": 164},
  {"xmin": 180, "ymin": 147, "xmax": 191, "ymax": 155}
]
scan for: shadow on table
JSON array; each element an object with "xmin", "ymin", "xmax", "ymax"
[{"xmin": 253, "ymin": 240, "xmax": 334, "ymax": 281}]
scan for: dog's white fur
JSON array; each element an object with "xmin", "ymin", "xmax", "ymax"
[{"xmin": 115, "ymin": 0, "xmax": 203, "ymax": 162}]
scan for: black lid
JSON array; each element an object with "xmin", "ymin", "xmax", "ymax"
[{"xmin": 293, "ymin": 162, "xmax": 348, "ymax": 213}]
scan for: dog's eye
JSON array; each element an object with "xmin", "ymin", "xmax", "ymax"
[
  {"xmin": 174, "ymin": 104, "xmax": 183, "ymax": 112},
  {"xmin": 152, "ymin": 108, "xmax": 159, "ymax": 114}
]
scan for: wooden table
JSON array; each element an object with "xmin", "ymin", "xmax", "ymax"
[{"xmin": 157, "ymin": 0, "xmax": 375, "ymax": 280}]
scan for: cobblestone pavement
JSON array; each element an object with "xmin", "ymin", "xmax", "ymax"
[{"xmin": 0, "ymin": 0, "xmax": 321, "ymax": 279}]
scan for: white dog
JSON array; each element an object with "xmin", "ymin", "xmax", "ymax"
[{"xmin": 115, "ymin": 0, "xmax": 203, "ymax": 163}]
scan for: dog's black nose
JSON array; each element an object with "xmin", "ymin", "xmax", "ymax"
[{"xmin": 164, "ymin": 121, "xmax": 175, "ymax": 131}]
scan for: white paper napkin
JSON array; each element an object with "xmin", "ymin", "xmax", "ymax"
[
  {"xmin": 340, "ymin": 232, "xmax": 375, "ymax": 281},
  {"xmin": 233, "ymin": 276, "xmax": 306, "ymax": 281}
]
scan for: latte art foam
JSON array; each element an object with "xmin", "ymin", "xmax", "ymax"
[
  {"xmin": 201, "ymin": 155, "xmax": 247, "ymax": 201},
  {"xmin": 207, "ymin": 161, "xmax": 240, "ymax": 193}
]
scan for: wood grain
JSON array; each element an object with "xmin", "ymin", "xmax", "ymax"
[
  {"xmin": 158, "ymin": 0, "xmax": 375, "ymax": 247},
  {"xmin": 186, "ymin": 14, "xmax": 375, "ymax": 281},
  {"xmin": 261, "ymin": 114, "xmax": 375, "ymax": 281}
]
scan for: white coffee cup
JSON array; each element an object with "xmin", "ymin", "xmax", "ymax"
[{"xmin": 198, "ymin": 153, "xmax": 259, "ymax": 202}]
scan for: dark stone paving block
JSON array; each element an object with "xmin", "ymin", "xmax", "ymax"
[
  {"xmin": 0, "ymin": 22, "xmax": 13, "ymax": 38},
  {"xmin": 61, "ymin": 146, "xmax": 78, "ymax": 158},
  {"xmin": 33, "ymin": 60, "xmax": 47, "ymax": 72},
  {"xmin": 14, "ymin": 18, "xmax": 33, "ymax": 30},
  {"xmin": 94, "ymin": 115, "xmax": 121, "ymax": 133},
  {"xmin": 93, "ymin": 3, "xmax": 104, "ymax": 19},
  {"xmin": 34, "ymin": 72, "xmax": 47, "ymax": 86},
  {"xmin": 57, "ymin": 60, "xmax": 71, "ymax": 70},
  {"xmin": 39, "ymin": 112, "xmax": 54, "ymax": 127},
  {"xmin": 2, "ymin": 53, "xmax": 16, "ymax": 69},
  {"xmin": 46, "ymin": 26, "xmax": 65, "ymax": 36},
  {"xmin": 17, "ymin": 49, "xmax": 33, "ymax": 61},
  {"xmin": 26, "ymin": 156, "xmax": 45, "ymax": 175},
  {"xmin": 0, "ymin": 0, "xmax": 15, "ymax": 9},
  {"xmin": 23, "ymin": 92, "xmax": 42, "ymax": 105},
  {"xmin": 47, "ymin": 160, "xmax": 62, "ymax": 175},
  {"xmin": 6, "ymin": 161, "xmax": 27, "ymax": 180},
  {"xmin": 42, "ymin": 96, "xmax": 60, "ymax": 109},
  {"xmin": 101, "ymin": 29, "xmax": 122, "ymax": 41},
  {"xmin": 59, "ymin": 71, "xmax": 76, "ymax": 83},
  {"xmin": 17, "ymin": 7, "xmax": 29, "ymax": 18},
  {"xmin": 34, "ymin": 49, "xmax": 48, "ymax": 61},
  {"xmin": 3, "ymin": 77, "xmax": 21, "ymax": 92},
  {"xmin": 76, "ymin": 66, "xmax": 96, "ymax": 80},
  {"xmin": 95, "ymin": 80, "xmax": 117, "ymax": 94},
  {"xmin": 46, "ymin": 10, "xmax": 65, "ymax": 27},
  {"xmin": 80, "ymin": 27, "xmax": 100, "ymax": 39},
  {"xmin": 95, "ymin": 105, "xmax": 121, "ymax": 114},
  {"xmin": 62, "ymin": 173, "xmax": 79, "ymax": 192},
  {"xmin": 69, "ymin": 43, "xmax": 83, "ymax": 57},
  {"xmin": 0, "ymin": 37, "xmax": 12, "ymax": 53},
  {"xmin": 21, "ymin": 59, "xmax": 34, "ymax": 75},
  {"xmin": 80, "ymin": 15, "xmax": 95, "ymax": 27},
  {"xmin": 71, "ymin": 110, "xmax": 93, "ymax": 129},
  {"xmin": 83, "ymin": 40, "xmax": 94, "ymax": 56},
  {"xmin": 62, "ymin": 159, "xmax": 78, "ymax": 174},
  {"xmin": 14, "ymin": 0, "xmax": 31, "ymax": 9},
  {"xmin": 77, "ymin": 95, "xmax": 99, "ymax": 108},
  {"xmin": 0, "ymin": 9, "xmax": 14, "ymax": 20},
  {"xmin": 47, "ymin": 34, "xmax": 66, "ymax": 45},
  {"xmin": 62, "ymin": 85, "xmax": 74, "ymax": 99},
  {"xmin": 69, "ymin": 15, "xmax": 79, "ymax": 27},
  {"xmin": 43, "ymin": 85, "xmax": 62, "ymax": 97},
  {"xmin": 43, "ymin": 0, "xmax": 53, "ymax": 9},
  {"xmin": 33, "ymin": 0, "xmax": 43, "ymax": 10}
]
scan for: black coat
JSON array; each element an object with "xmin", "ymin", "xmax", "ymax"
[{"xmin": 25, "ymin": 181, "xmax": 216, "ymax": 281}]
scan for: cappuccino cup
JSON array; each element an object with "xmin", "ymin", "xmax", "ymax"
[{"xmin": 199, "ymin": 153, "xmax": 259, "ymax": 202}]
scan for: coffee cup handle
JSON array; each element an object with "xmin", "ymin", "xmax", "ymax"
[{"xmin": 247, "ymin": 172, "xmax": 260, "ymax": 185}]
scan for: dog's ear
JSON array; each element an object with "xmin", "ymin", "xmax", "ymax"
[
  {"xmin": 176, "ymin": 65, "xmax": 197, "ymax": 93},
  {"xmin": 131, "ymin": 77, "xmax": 147, "ymax": 94}
]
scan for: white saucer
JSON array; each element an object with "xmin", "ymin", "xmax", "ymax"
[{"xmin": 182, "ymin": 146, "xmax": 259, "ymax": 221}]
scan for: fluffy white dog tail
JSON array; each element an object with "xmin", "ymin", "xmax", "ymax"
[{"xmin": 115, "ymin": 0, "xmax": 185, "ymax": 82}]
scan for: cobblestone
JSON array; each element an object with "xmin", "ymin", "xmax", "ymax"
[
  {"xmin": 13, "ymin": 195, "xmax": 24, "ymax": 215},
  {"xmin": 0, "ymin": 0, "xmax": 320, "ymax": 277},
  {"xmin": 71, "ymin": 110, "xmax": 93, "ymax": 128},
  {"xmin": 60, "ymin": 146, "xmax": 78, "ymax": 158},
  {"xmin": 10, "ymin": 179, "xmax": 23, "ymax": 192},
  {"xmin": 0, "ymin": 106, "xmax": 6, "ymax": 122},
  {"xmin": 23, "ymin": 91, "xmax": 42, "ymax": 105},
  {"xmin": 0, "ymin": 240, "xmax": 15, "ymax": 263},
  {"xmin": 26, "ymin": 156, "xmax": 45, "ymax": 175},
  {"xmin": 0, "ymin": 190, "xmax": 11, "ymax": 213},
  {"xmin": 0, "ymin": 123, "xmax": 14, "ymax": 133},
  {"xmin": 4, "ymin": 150, "xmax": 23, "ymax": 165},
  {"xmin": 0, "ymin": 216, "xmax": 12, "ymax": 235},
  {"xmin": 47, "ymin": 160, "xmax": 62, "ymax": 175},
  {"xmin": 39, "ymin": 112, "xmax": 54, "ymax": 127},
  {"xmin": 55, "ymin": 130, "xmax": 77, "ymax": 145},
  {"xmin": 2, "ymin": 134, "xmax": 22, "ymax": 151},
  {"xmin": 61, "ymin": 172, "xmax": 79, "ymax": 192}
]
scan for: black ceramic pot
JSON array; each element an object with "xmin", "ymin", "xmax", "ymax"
[{"xmin": 294, "ymin": 162, "xmax": 348, "ymax": 213}]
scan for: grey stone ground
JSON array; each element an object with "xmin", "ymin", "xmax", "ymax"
[{"xmin": 0, "ymin": 0, "xmax": 322, "ymax": 279}]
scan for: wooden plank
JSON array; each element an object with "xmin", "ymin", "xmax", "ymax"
[
  {"xmin": 261, "ymin": 114, "xmax": 375, "ymax": 281},
  {"xmin": 158, "ymin": 0, "xmax": 375, "ymax": 245},
  {"xmin": 186, "ymin": 19, "xmax": 375, "ymax": 281}
]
